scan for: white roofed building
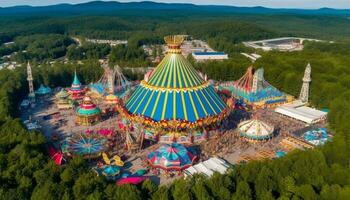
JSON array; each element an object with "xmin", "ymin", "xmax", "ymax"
[
  {"xmin": 275, "ymin": 105, "xmax": 327, "ymax": 124},
  {"xmin": 192, "ymin": 52, "xmax": 228, "ymax": 62}
]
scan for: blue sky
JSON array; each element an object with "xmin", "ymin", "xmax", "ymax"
[{"xmin": 1, "ymin": 0, "xmax": 350, "ymax": 9}]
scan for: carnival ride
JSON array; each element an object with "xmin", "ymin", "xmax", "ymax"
[
  {"xmin": 76, "ymin": 96, "xmax": 101, "ymax": 126},
  {"xmin": 147, "ymin": 143, "xmax": 197, "ymax": 171},
  {"xmin": 126, "ymin": 130, "xmax": 144, "ymax": 152},
  {"xmin": 238, "ymin": 119, "xmax": 274, "ymax": 141},
  {"xmin": 121, "ymin": 35, "xmax": 228, "ymax": 139},
  {"xmin": 90, "ymin": 64, "xmax": 132, "ymax": 99},
  {"xmin": 62, "ymin": 132, "xmax": 108, "ymax": 158},
  {"xmin": 223, "ymin": 67, "xmax": 287, "ymax": 108},
  {"xmin": 102, "ymin": 152, "xmax": 125, "ymax": 167}
]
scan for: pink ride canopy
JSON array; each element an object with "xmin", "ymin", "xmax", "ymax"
[{"xmin": 147, "ymin": 143, "xmax": 197, "ymax": 171}]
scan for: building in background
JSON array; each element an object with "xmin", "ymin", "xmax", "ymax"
[
  {"xmin": 243, "ymin": 37, "xmax": 323, "ymax": 52},
  {"xmin": 192, "ymin": 52, "xmax": 228, "ymax": 62}
]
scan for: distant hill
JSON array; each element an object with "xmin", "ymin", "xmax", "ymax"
[{"xmin": 1, "ymin": 1, "xmax": 350, "ymax": 16}]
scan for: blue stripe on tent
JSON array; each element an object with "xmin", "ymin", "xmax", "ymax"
[
  {"xmin": 165, "ymin": 92, "xmax": 173, "ymax": 120},
  {"xmin": 153, "ymin": 91, "xmax": 166, "ymax": 121},
  {"xmin": 133, "ymin": 88, "xmax": 150, "ymax": 112},
  {"xmin": 192, "ymin": 91, "xmax": 206, "ymax": 119},
  {"xmin": 183, "ymin": 92, "xmax": 196, "ymax": 122},
  {"xmin": 197, "ymin": 89, "xmax": 216, "ymax": 115},
  {"xmin": 126, "ymin": 86, "xmax": 141, "ymax": 108},
  {"xmin": 126, "ymin": 87, "xmax": 146, "ymax": 111},
  {"xmin": 131, "ymin": 89, "xmax": 150, "ymax": 114},
  {"xmin": 209, "ymin": 87, "xmax": 226, "ymax": 109},
  {"xmin": 207, "ymin": 87, "xmax": 224, "ymax": 113},
  {"xmin": 175, "ymin": 92, "xmax": 184, "ymax": 120},
  {"xmin": 202, "ymin": 88, "xmax": 220, "ymax": 114},
  {"xmin": 142, "ymin": 91, "xmax": 158, "ymax": 117}
]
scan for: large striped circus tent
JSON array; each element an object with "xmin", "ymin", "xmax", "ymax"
[{"xmin": 121, "ymin": 35, "xmax": 228, "ymax": 130}]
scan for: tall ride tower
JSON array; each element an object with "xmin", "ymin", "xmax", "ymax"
[
  {"xmin": 299, "ymin": 63, "xmax": 311, "ymax": 103},
  {"xmin": 27, "ymin": 62, "xmax": 35, "ymax": 102}
]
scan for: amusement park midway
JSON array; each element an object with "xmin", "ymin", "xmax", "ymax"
[{"xmin": 20, "ymin": 35, "xmax": 330, "ymax": 185}]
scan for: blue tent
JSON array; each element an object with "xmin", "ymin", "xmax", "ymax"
[{"xmin": 125, "ymin": 35, "xmax": 226, "ymax": 123}]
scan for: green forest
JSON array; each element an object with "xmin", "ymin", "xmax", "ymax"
[{"xmin": 0, "ymin": 11, "xmax": 350, "ymax": 199}]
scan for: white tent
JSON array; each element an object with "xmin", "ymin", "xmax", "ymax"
[
  {"xmin": 184, "ymin": 157, "xmax": 230, "ymax": 178},
  {"xmin": 275, "ymin": 105, "xmax": 327, "ymax": 124}
]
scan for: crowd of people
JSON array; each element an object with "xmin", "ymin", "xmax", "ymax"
[
  {"xmin": 199, "ymin": 130, "xmax": 246, "ymax": 160},
  {"xmin": 255, "ymin": 108, "xmax": 306, "ymax": 136}
]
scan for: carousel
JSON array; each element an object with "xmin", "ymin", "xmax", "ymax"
[
  {"xmin": 75, "ymin": 96, "xmax": 101, "ymax": 126},
  {"xmin": 67, "ymin": 71, "xmax": 86, "ymax": 100},
  {"xmin": 120, "ymin": 35, "xmax": 229, "ymax": 142},
  {"xmin": 55, "ymin": 88, "xmax": 75, "ymax": 109},
  {"xmin": 238, "ymin": 119, "xmax": 274, "ymax": 141},
  {"xmin": 61, "ymin": 132, "xmax": 108, "ymax": 158},
  {"xmin": 147, "ymin": 143, "xmax": 197, "ymax": 172}
]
